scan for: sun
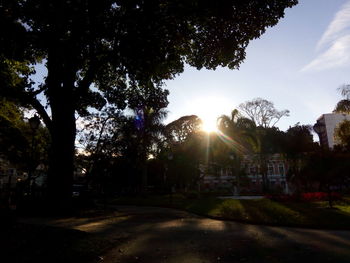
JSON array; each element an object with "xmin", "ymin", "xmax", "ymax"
[
  {"xmin": 185, "ymin": 96, "xmax": 232, "ymax": 133},
  {"xmin": 201, "ymin": 117, "xmax": 218, "ymax": 133}
]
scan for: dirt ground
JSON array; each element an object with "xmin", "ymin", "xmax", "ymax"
[{"xmin": 19, "ymin": 205, "xmax": 350, "ymax": 263}]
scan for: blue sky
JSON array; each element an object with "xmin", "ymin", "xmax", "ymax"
[{"xmin": 164, "ymin": 0, "xmax": 350, "ymax": 133}]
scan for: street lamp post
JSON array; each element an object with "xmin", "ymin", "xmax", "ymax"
[{"xmin": 28, "ymin": 115, "xmax": 40, "ymax": 195}]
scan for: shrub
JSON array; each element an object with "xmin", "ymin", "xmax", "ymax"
[
  {"xmin": 301, "ymin": 192, "xmax": 342, "ymax": 202},
  {"xmin": 185, "ymin": 191, "xmax": 200, "ymax": 199},
  {"xmin": 265, "ymin": 192, "xmax": 342, "ymax": 202}
]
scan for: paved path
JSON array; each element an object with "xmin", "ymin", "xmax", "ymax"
[
  {"xmin": 218, "ymin": 196, "xmax": 264, "ymax": 200},
  {"xmin": 20, "ymin": 206, "xmax": 350, "ymax": 263}
]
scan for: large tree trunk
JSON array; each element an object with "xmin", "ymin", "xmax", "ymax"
[
  {"xmin": 47, "ymin": 102, "xmax": 76, "ymax": 211},
  {"xmin": 46, "ymin": 47, "xmax": 76, "ymax": 211}
]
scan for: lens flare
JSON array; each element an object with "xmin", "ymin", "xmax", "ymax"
[{"xmin": 216, "ymin": 130, "xmax": 247, "ymax": 155}]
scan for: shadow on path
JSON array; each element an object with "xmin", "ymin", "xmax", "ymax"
[{"xmin": 15, "ymin": 205, "xmax": 350, "ymax": 263}]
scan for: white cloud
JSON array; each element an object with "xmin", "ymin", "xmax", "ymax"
[
  {"xmin": 317, "ymin": 1, "xmax": 350, "ymax": 50},
  {"xmin": 302, "ymin": 35, "xmax": 350, "ymax": 72},
  {"xmin": 302, "ymin": 1, "xmax": 350, "ymax": 72}
]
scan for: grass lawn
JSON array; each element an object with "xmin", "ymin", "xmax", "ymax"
[{"xmin": 106, "ymin": 195, "xmax": 350, "ymax": 229}]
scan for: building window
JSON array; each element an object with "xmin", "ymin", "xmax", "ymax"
[
  {"xmin": 278, "ymin": 164, "xmax": 285, "ymax": 175},
  {"xmin": 249, "ymin": 165, "xmax": 257, "ymax": 175},
  {"xmin": 268, "ymin": 164, "xmax": 274, "ymax": 175},
  {"xmin": 208, "ymin": 164, "xmax": 220, "ymax": 176}
]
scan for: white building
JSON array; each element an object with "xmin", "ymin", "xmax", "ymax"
[{"xmin": 313, "ymin": 113, "xmax": 350, "ymax": 148}]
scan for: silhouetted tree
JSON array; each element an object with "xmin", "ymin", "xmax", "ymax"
[
  {"xmin": 128, "ymin": 85, "xmax": 169, "ymax": 190},
  {"xmin": 296, "ymin": 150, "xmax": 350, "ymax": 207},
  {"xmin": 79, "ymin": 85, "xmax": 169, "ymax": 192},
  {"xmin": 283, "ymin": 124, "xmax": 318, "ymax": 190},
  {"xmin": 0, "ymin": 99, "xmax": 50, "ymax": 172},
  {"xmin": 165, "ymin": 115, "xmax": 202, "ymax": 144},
  {"xmin": 285, "ymin": 124, "xmax": 316, "ymax": 155},
  {"xmin": 165, "ymin": 131, "xmax": 207, "ymax": 191},
  {"xmin": 238, "ymin": 98, "xmax": 290, "ymax": 128},
  {"xmin": 218, "ymin": 109, "xmax": 256, "ymax": 146}
]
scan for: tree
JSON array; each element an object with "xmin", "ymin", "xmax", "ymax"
[
  {"xmin": 283, "ymin": 124, "xmax": 318, "ymax": 191},
  {"xmin": 1, "ymin": 0, "xmax": 298, "ymax": 207},
  {"xmin": 218, "ymin": 109, "xmax": 284, "ymax": 191},
  {"xmin": 217, "ymin": 109, "xmax": 257, "ymax": 193},
  {"xmin": 164, "ymin": 131, "xmax": 208, "ymax": 192},
  {"xmin": 0, "ymin": 99, "xmax": 29, "ymax": 166},
  {"xmin": 0, "ymin": 99, "xmax": 49, "ymax": 167},
  {"xmin": 285, "ymin": 124, "xmax": 316, "ymax": 155},
  {"xmin": 334, "ymin": 120, "xmax": 350, "ymax": 151},
  {"xmin": 295, "ymin": 150, "xmax": 350, "ymax": 207},
  {"xmin": 238, "ymin": 98, "xmax": 290, "ymax": 128},
  {"xmin": 255, "ymin": 127, "xmax": 284, "ymax": 192},
  {"xmin": 79, "ymin": 85, "xmax": 169, "ymax": 191},
  {"xmin": 334, "ymin": 84, "xmax": 350, "ymax": 114},
  {"xmin": 333, "ymin": 85, "xmax": 350, "ymax": 150},
  {"xmin": 165, "ymin": 115, "xmax": 202, "ymax": 144},
  {"xmin": 217, "ymin": 109, "xmax": 257, "ymax": 149},
  {"xmin": 127, "ymin": 85, "xmax": 169, "ymax": 189},
  {"xmin": 334, "ymin": 100, "xmax": 350, "ymax": 114}
]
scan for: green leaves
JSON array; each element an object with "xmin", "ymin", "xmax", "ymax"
[{"xmin": 334, "ymin": 120, "xmax": 350, "ymax": 150}]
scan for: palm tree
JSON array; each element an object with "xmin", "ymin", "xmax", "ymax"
[
  {"xmin": 130, "ymin": 106, "xmax": 168, "ymax": 190},
  {"xmin": 334, "ymin": 85, "xmax": 350, "ymax": 114},
  {"xmin": 334, "ymin": 99, "xmax": 350, "ymax": 114},
  {"xmin": 217, "ymin": 109, "xmax": 257, "ymax": 194},
  {"xmin": 217, "ymin": 109, "xmax": 258, "ymax": 152}
]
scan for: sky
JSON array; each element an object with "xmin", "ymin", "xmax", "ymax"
[{"xmin": 164, "ymin": 0, "xmax": 350, "ymax": 133}]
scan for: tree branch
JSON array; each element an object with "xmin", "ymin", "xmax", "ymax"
[{"xmin": 27, "ymin": 95, "xmax": 52, "ymax": 132}]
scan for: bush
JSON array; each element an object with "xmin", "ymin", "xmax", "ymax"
[
  {"xmin": 184, "ymin": 191, "xmax": 199, "ymax": 199},
  {"xmin": 301, "ymin": 192, "xmax": 342, "ymax": 202},
  {"xmin": 265, "ymin": 192, "xmax": 342, "ymax": 202},
  {"xmin": 265, "ymin": 194, "xmax": 297, "ymax": 202}
]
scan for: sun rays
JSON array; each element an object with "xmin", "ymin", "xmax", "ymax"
[
  {"xmin": 185, "ymin": 96, "xmax": 232, "ymax": 133},
  {"xmin": 216, "ymin": 130, "xmax": 247, "ymax": 155},
  {"xmin": 201, "ymin": 118, "xmax": 219, "ymax": 133}
]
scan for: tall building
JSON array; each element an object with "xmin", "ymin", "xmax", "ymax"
[{"xmin": 313, "ymin": 113, "xmax": 350, "ymax": 148}]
